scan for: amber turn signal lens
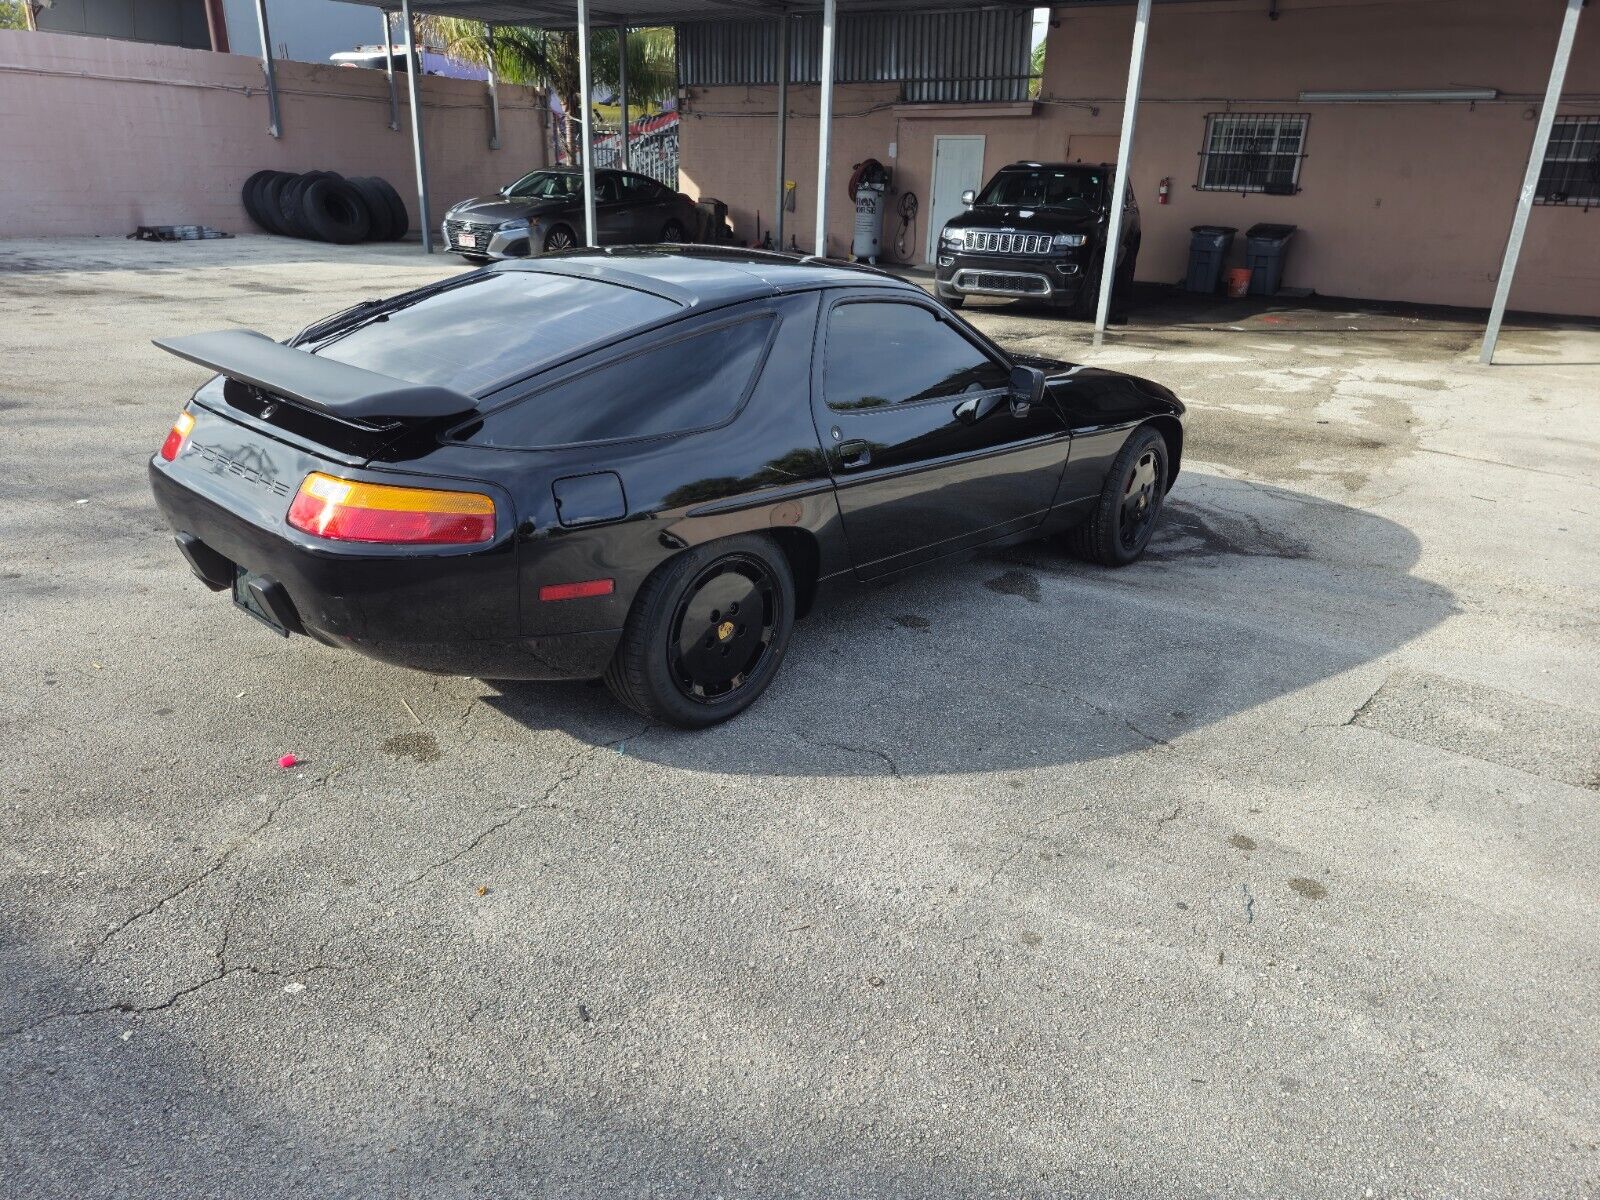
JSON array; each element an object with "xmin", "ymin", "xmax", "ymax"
[
  {"xmin": 158, "ymin": 411, "xmax": 195, "ymax": 462},
  {"xmin": 286, "ymin": 472, "xmax": 496, "ymax": 545}
]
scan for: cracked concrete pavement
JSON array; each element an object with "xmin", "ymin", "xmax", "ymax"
[{"xmin": 1, "ymin": 237, "xmax": 1597, "ymax": 1198}]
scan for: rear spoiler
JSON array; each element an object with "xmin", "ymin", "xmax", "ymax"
[{"xmin": 153, "ymin": 329, "xmax": 474, "ymax": 425}]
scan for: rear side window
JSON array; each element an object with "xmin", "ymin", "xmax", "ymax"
[
  {"xmin": 309, "ymin": 271, "xmax": 679, "ymax": 397},
  {"xmin": 466, "ymin": 315, "xmax": 776, "ymax": 448},
  {"xmin": 825, "ymin": 301, "xmax": 1007, "ymax": 410}
]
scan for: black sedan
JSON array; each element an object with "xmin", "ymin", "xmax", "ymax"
[
  {"xmin": 149, "ymin": 248, "xmax": 1184, "ymax": 727},
  {"xmin": 442, "ymin": 167, "xmax": 701, "ymax": 260}
]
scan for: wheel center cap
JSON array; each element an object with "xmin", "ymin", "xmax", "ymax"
[{"xmin": 715, "ymin": 620, "xmax": 736, "ymax": 642}]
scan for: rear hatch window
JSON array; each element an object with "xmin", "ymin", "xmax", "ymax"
[
  {"xmin": 305, "ymin": 269, "xmax": 681, "ymax": 396},
  {"xmin": 198, "ymin": 268, "xmax": 683, "ymax": 462}
]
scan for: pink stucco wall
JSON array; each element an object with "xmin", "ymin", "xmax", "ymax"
[
  {"xmin": 0, "ymin": 29, "xmax": 547, "ymax": 238},
  {"xmin": 677, "ymin": 0, "xmax": 1600, "ymax": 317}
]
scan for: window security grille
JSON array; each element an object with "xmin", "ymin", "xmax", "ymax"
[
  {"xmin": 1197, "ymin": 113, "xmax": 1309, "ymax": 194},
  {"xmin": 1537, "ymin": 117, "xmax": 1600, "ymax": 208}
]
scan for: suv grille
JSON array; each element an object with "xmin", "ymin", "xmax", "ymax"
[
  {"xmin": 954, "ymin": 269, "xmax": 1050, "ymax": 296},
  {"xmin": 964, "ymin": 230, "xmax": 1053, "ymax": 255},
  {"xmin": 445, "ymin": 219, "xmax": 493, "ymax": 253}
]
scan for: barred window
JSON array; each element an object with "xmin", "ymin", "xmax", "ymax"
[
  {"xmin": 1536, "ymin": 117, "xmax": 1600, "ymax": 207},
  {"xmin": 1197, "ymin": 113, "xmax": 1308, "ymax": 194}
]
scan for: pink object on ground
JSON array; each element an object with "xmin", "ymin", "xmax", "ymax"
[{"xmin": 278, "ymin": 754, "xmax": 299, "ymax": 769}]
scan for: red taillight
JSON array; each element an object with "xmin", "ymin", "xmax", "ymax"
[
  {"xmin": 539, "ymin": 578, "xmax": 615, "ymax": 602},
  {"xmin": 286, "ymin": 472, "xmax": 496, "ymax": 545},
  {"xmin": 159, "ymin": 411, "xmax": 195, "ymax": 462}
]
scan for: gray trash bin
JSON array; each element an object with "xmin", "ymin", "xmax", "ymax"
[
  {"xmin": 1245, "ymin": 223, "xmax": 1297, "ymax": 296},
  {"xmin": 1185, "ymin": 225, "xmax": 1236, "ymax": 293}
]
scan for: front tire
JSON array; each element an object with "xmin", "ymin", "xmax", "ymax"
[
  {"xmin": 1064, "ymin": 424, "xmax": 1168, "ymax": 566},
  {"xmin": 543, "ymin": 225, "xmax": 576, "ymax": 253},
  {"xmin": 604, "ymin": 535, "xmax": 796, "ymax": 728}
]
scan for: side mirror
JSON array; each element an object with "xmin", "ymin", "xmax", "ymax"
[
  {"xmin": 960, "ymin": 189, "xmax": 976, "ymax": 208},
  {"xmin": 1008, "ymin": 365, "xmax": 1046, "ymax": 416}
]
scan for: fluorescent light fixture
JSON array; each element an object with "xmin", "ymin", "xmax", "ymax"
[{"xmin": 1298, "ymin": 88, "xmax": 1499, "ymax": 103}]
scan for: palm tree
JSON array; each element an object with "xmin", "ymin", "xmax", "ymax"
[{"xmin": 419, "ymin": 18, "xmax": 675, "ymax": 163}]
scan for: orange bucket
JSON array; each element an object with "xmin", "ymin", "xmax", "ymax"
[{"xmin": 1226, "ymin": 267, "xmax": 1252, "ymax": 298}]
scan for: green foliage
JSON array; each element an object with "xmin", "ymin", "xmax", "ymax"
[
  {"xmin": 422, "ymin": 19, "xmax": 674, "ymax": 109},
  {"xmin": 0, "ymin": 1, "xmax": 30, "ymax": 31},
  {"xmin": 1029, "ymin": 39, "xmax": 1045, "ymax": 99},
  {"xmin": 419, "ymin": 19, "xmax": 674, "ymax": 159}
]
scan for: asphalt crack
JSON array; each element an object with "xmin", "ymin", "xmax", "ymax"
[
  {"xmin": 84, "ymin": 790, "xmax": 296, "ymax": 965},
  {"xmin": 405, "ymin": 722, "xmax": 653, "ymax": 886}
]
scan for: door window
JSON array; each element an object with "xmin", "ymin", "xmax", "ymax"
[
  {"xmin": 824, "ymin": 302, "xmax": 1008, "ymax": 411},
  {"xmin": 623, "ymin": 174, "xmax": 664, "ymax": 201}
]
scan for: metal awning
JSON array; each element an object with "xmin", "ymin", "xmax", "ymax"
[
  {"xmin": 313, "ymin": 0, "xmax": 1031, "ymax": 265},
  {"xmin": 335, "ymin": 0, "xmax": 1031, "ymax": 26},
  {"xmin": 253, "ymin": 0, "xmax": 1581, "ymax": 354}
]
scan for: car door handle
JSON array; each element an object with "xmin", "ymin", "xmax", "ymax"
[
  {"xmin": 953, "ymin": 393, "xmax": 1002, "ymax": 425},
  {"xmin": 836, "ymin": 440, "xmax": 872, "ymax": 469}
]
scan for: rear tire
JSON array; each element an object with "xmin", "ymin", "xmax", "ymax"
[
  {"xmin": 604, "ymin": 535, "xmax": 795, "ymax": 728},
  {"xmin": 660, "ymin": 219, "xmax": 684, "ymax": 243},
  {"xmin": 1063, "ymin": 424, "xmax": 1168, "ymax": 567}
]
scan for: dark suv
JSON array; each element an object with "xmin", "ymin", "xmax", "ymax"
[{"xmin": 934, "ymin": 162, "xmax": 1139, "ymax": 315}]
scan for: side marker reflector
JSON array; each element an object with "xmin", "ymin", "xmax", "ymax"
[{"xmin": 539, "ymin": 578, "xmax": 615, "ymax": 602}]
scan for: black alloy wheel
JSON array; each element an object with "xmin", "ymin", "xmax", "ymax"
[
  {"xmin": 669, "ymin": 554, "xmax": 780, "ymax": 704},
  {"xmin": 661, "ymin": 219, "xmax": 684, "ymax": 243},
  {"xmin": 1063, "ymin": 424, "xmax": 1169, "ymax": 567},
  {"xmin": 543, "ymin": 226, "xmax": 576, "ymax": 253},
  {"xmin": 605, "ymin": 534, "xmax": 796, "ymax": 727}
]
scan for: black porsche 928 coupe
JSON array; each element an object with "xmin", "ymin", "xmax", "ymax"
[{"xmin": 149, "ymin": 247, "xmax": 1183, "ymax": 727}]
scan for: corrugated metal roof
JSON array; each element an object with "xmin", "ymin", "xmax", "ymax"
[{"xmin": 677, "ymin": 10, "xmax": 1033, "ymax": 103}]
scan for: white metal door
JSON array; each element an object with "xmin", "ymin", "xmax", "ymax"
[{"xmin": 925, "ymin": 135, "xmax": 986, "ymax": 264}]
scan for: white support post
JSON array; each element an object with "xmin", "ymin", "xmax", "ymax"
[
  {"xmin": 576, "ymin": 0, "xmax": 598, "ymax": 245},
  {"xmin": 814, "ymin": 0, "xmax": 837, "ymax": 256},
  {"xmin": 618, "ymin": 25, "xmax": 630, "ymax": 171},
  {"xmin": 400, "ymin": 0, "xmax": 432, "ymax": 253},
  {"xmin": 486, "ymin": 25, "xmax": 501, "ymax": 151},
  {"xmin": 1094, "ymin": 0, "xmax": 1151, "ymax": 341},
  {"xmin": 1480, "ymin": 0, "xmax": 1583, "ymax": 364},
  {"xmin": 381, "ymin": 10, "xmax": 399, "ymax": 132},
  {"xmin": 774, "ymin": 12, "xmax": 788, "ymax": 248},
  {"xmin": 252, "ymin": 0, "xmax": 282, "ymax": 137}
]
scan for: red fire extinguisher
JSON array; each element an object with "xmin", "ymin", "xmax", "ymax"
[{"xmin": 1158, "ymin": 177, "xmax": 1171, "ymax": 205}]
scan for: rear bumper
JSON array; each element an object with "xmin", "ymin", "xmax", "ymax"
[
  {"xmin": 935, "ymin": 251, "xmax": 1088, "ymax": 306},
  {"xmin": 148, "ymin": 460, "xmax": 619, "ymax": 681}
]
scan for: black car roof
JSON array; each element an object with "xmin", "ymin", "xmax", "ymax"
[{"xmin": 494, "ymin": 245, "xmax": 920, "ymax": 308}]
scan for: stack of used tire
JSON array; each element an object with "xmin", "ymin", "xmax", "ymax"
[{"xmin": 241, "ymin": 171, "xmax": 408, "ymax": 244}]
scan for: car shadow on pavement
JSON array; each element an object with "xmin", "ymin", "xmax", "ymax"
[{"xmin": 484, "ymin": 472, "xmax": 1455, "ymax": 775}]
